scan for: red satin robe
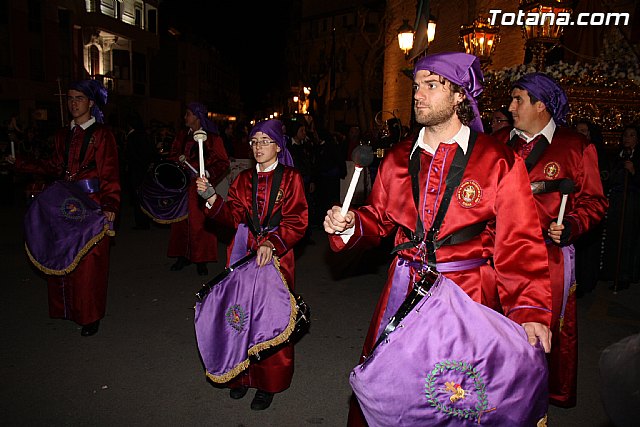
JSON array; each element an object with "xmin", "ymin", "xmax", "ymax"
[
  {"xmin": 46, "ymin": 123, "xmax": 121, "ymax": 325},
  {"xmin": 167, "ymin": 129, "xmax": 229, "ymax": 263},
  {"xmin": 496, "ymin": 126, "xmax": 608, "ymax": 407},
  {"xmin": 204, "ymin": 165, "xmax": 308, "ymax": 392},
  {"xmin": 329, "ymin": 132, "xmax": 553, "ymax": 426}
]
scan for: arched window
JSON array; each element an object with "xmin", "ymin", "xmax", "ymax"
[{"xmin": 89, "ymin": 45, "xmax": 100, "ymax": 76}]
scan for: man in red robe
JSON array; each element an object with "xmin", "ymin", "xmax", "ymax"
[
  {"xmin": 197, "ymin": 119, "xmax": 308, "ymax": 410},
  {"xmin": 167, "ymin": 102, "xmax": 229, "ymax": 276},
  {"xmin": 12, "ymin": 79, "xmax": 120, "ymax": 336},
  {"xmin": 324, "ymin": 52, "xmax": 553, "ymax": 426},
  {"xmin": 494, "ymin": 72, "xmax": 608, "ymax": 407}
]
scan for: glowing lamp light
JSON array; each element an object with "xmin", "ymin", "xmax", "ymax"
[{"xmin": 397, "ymin": 19, "xmax": 415, "ymax": 55}]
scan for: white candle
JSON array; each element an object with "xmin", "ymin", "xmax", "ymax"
[
  {"xmin": 10, "ymin": 140, "xmax": 15, "ymax": 158},
  {"xmin": 193, "ymin": 130, "xmax": 208, "ymax": 178},
  {"xmin": 198, "ymin": 140, "xmax": 205, "ymax": 177}
]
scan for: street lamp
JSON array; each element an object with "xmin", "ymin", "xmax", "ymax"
[
  {"xmin": 396, "ymin": 0, "xmax": 437, "ymax": 60},
  {"xmin": 397, "ymin": 19, "xmax": 414, "ymax": 56},
  {"xmin": 459, "ymin": 16, "xmax": 500, "ymax": 68},
  {"xmin": 519, "ymin": 0, "xmax": 575, "ymax": 70}
]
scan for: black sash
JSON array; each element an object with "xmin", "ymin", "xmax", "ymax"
[
  {"xmin": 64, "ymin": 123, "xmax": 97, "ymax": 177},
  {"xmin": 392, "ymin": 131, "xmax": 483, "ymax": 269},
  {"xmin": 247, "ymin": 164, "xmax": 284, "ymax": 237},
  {"xmin": 507, "ymin": 133, "xmax": 549, "ymax": 172}
]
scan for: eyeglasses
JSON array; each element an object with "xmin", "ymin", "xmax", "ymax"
[{"xmin": 249, "ymin": 139, "xmax": 276, "ymax": 147}]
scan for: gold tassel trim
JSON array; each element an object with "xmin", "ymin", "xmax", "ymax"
[
  {"xmin": 140, "ymin": 205, "xmax": 188, "ymax": 224},
  {"xmin": 558, "ymin": 282, "xmax": 577, "ymax": 332},
  {"xmin": 204, "ymin": 256, "xmax": 299, "ymax": 384},
  {"xmin": 25, "ymin": 222, "xmax": 110, "ymax": 276}
]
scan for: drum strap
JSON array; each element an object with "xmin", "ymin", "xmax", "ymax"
[
  {"xmin": 64, "ymin": 123, "xmax": 97, "ymax": 176},
  {"xmin": 391, "ymin": 130, "xmax": 480, "ymax": 269},
  {"xmin": 247, "ymin": 163, "xmax": 284, "ymax": 237},
  {"xmin": 371, "ymin": 269, "xmax": 439, "ymax": 352},
  {"xmin": 507, "ymin": 133, "xmax": 550, "ymax": 172}
]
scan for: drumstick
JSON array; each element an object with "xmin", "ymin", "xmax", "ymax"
[
  {"xmin": 193, "ymin": 130, "xmax": 207, "ymax": 178},
  {"xmin": 341, "ymin": 145, "xmax": 374, "ymax": 216},
  {"xmin": 557, "ymin": 178, "xmax": 574, "ymax": 226},
  {"xmin": 178, "ymin": 155, "xmax": 198, "ymax": 175}
]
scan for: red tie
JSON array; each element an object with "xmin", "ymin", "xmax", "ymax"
[{"xmin": 515, "ymin": 135, "xmax": 543, "ymax": 159}]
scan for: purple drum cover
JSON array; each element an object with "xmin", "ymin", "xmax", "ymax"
[
  {"xmin": 350, "ymin": 275, "xmax": 548, "ymax": 426},
  {"xmin": 194, "ymin": 258, "xmax": 297, "ymax": 383},
  {"xmin": 24, "ymin": 180, "xmax": 109, "ymax": 275},
  {"xmin": 139, "ymin": 160, "xmax": 189, "ymax": 223}
]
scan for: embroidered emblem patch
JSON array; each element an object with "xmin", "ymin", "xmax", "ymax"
[
  {"xmin": 424, "ymin": 360, "xmax": 495, "ymax": 423},
  {"xmin": 456, "ymin": 180, "xmax": 482, "ymax": 208},
  {"xmin": 225, "ymin": 304, "xmax": 247, "ymax": 333},
  {"xmin": 60, "ymin": 197, "xmax": 86, "ymax": 221},
  {"xmin": 543, "ymin": 161, "xmax": 560, "ymax": 179},
  {"xmin": 275, "ymin": 189, "xmax": 284, "ymax": 203}
]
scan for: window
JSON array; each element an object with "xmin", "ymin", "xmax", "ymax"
[
  {"xmin": 89, "ymin": 45, "xmax": 100, "ymax": 76},
  {"xmin": 112, "ymin": 49, "xmax": 130, "ymax": 80},
  {"xmin": 28, "ymin": 0, "xmax": 42, "ymax": 33},
  {"xmin": 134, "ymin": 3, "xmax": 143, "ymax": 28},
  {"xmin": 100, "ymin": 0, "xmax": 116, "ymax": 18},
  {"xmin": 147, "ymin": 9, "xmax": 157, "ymax": 33}
]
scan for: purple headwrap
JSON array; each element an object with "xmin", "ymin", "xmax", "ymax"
[
  {"xmin": 413, "ymin": 52, "xmax": 484, "ymax": 133},
  {"xmin": 513, "ymin": 72, "xmax": 569, "ymax": 126},
  {"xmin": 187, "ymin": 102, "xmax": 219, "ymax": 134},
  {"xmin": 69, "ymin": 79, "xmax": 108, "ymax": 124},
  {"xmin": 250, "ymin": 119, "xmax": 295, "ymax": 167}
]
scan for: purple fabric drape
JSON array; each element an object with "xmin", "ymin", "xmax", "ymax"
[
  {"xmin": 350, "ymin": 274, "xmax": 548, "ymax": 426},
  {"xmin": 194, "ymin": 258, "xmax": 295, "ymax": 383},
  {"xmin": 24, "ymin": 180, "xmax": 108, "ymax": 275}
]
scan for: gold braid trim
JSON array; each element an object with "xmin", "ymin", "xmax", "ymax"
[
  {"xmin": 203, "ymin": 256, "xmax": 299, "ymax": 384},
  {"xmin": 25, "ymin": 223, "xmax": 110, "ymax": 276},
  {"xmin": 140, "ymin": 205, "xmax": 188, "ymax": 224},
  {"xmin": 205, "ymin": 359, "xmax": 250, "ymax": 384},
  {"xmin": 558, "ymin": 282, "xmax": 578, "ymax": 331}
]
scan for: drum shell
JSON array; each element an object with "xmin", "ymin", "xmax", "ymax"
[{"xmin": 139, "ymin": 160, "xmax": 189, "ymax": 223}]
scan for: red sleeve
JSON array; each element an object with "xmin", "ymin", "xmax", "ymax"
[
  {"xmin": 563, "ymin": 143, "xmax": 608, "ymax": 240},
  {"xmin": 203, "ymin": 171, "xmax": 247, "ymax": 228},
  {"xmin": 94, "ymin": 127, "xmax": 121, "ymax": 213},
  {"xmin": 494, "ymin": 157, "xmax": 552, "ymax": 326},
  {"xmin": 205, "ymin": 134, "xmax": 230, "ymax": 185},
  {"xmin": 266, "ymin": 169, "xmax": 308, "ymax": 255}
]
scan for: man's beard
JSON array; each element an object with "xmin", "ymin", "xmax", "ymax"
[{"xmin": 414, "ymin": 98, "xmax": 457, "ymax": 127}]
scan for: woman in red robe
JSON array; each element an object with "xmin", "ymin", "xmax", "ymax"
[
  {"xmin": 167, "ymin": 102, "xmax": 230, "ymax": 276},
  {"xmin": 197, "ymin": 119, "xmax": 308, "ymax": 410}
]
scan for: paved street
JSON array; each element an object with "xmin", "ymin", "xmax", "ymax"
[{"xmin": 1, "ymin": 188, "xmax": 639, "ymax": 426}]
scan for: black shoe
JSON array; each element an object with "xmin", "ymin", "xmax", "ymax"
[
  {"xmin": 609, "ymin": 281, "xmax": 630, "ymax": 291},
  {"xmin": 170, "ymin": 257, "xmax": 191, "ymax": 271},
  {"xmin": 250, "ymin": 390, "xmax": 274, "ymax": 410},
  {"xmin": 229, "ymin": 386, "xmax": 249, "ymax": 400},
  {"xmin": 197, "ymin": 263, "xmax": 208, "ymax": 276},
  {"xmin": 81, "ymin": 320, "xmax": 100, "ymax": 336}
]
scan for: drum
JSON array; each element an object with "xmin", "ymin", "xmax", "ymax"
[
  {"xmin": 24, "ymin": 180, "xmax": 110, "ymax": 275},
  {"xmin": 194, "ymin": 254, "xmax": 309, "ymax": 383},
  {"xmin": 350, "ymin": 275, "xmax": 548, "ymax": 427},
  {"xmin": 139, "ymin": 160, "xmax": 189, "ymax": 223}
]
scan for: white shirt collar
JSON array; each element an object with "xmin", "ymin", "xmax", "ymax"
[
  {"xmin": 411, "ymin": 124, "xmax": 470, "ymax": 157},
  {"xmin": 256, "ymin": 160, "xmax": 279, "ymax": 173},
  {"xmin": 70, "ymin": 117, "xmax": 96, "ymax": 130},
  {"xmin": 510, "ymin": 118, "xmax": 556, "ymax": 144}
]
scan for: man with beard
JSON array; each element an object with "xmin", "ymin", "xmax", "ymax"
[{"xmin": 324, "ymin": 52, "xmax": 552, "ymax": 426}]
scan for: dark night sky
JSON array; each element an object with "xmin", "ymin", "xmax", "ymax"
[{"xmin": 159, "ymin": 0, "xmax": 293, "ymax": 115}]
